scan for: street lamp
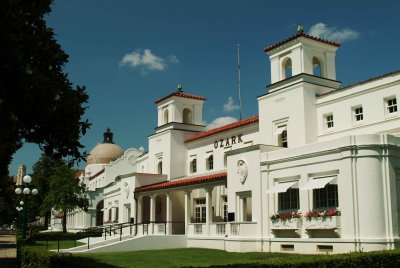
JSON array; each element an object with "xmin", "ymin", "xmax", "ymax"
[
  {"xmin": 15, "ymin": 175, "xmax": 38, "ymax": 239},
  {"xmin": 16, "ymin": 201, "xmax": 24, "ymax": 230}
]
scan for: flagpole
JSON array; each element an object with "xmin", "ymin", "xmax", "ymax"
[{"xmin": 237, "ymin": 44, "xmax": 242, "ymax": 120}]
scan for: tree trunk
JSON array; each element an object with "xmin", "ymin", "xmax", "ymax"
[
  {"xmin": 62, "ymin": 210, "xmax": 67, "ymax": 233},
  {"xmin": 44, "ymin": 210, "xmax": 50, "ymax": 229}
]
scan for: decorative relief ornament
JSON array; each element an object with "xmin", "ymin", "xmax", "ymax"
[
  {"xmin": 237, "ymin": 160, "xmax": 248, "ymax": 184},
  {"xmin": 124, "ymin": 182, "xmax": 130, "ymax": 198}
]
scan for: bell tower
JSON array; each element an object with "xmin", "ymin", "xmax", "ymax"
[
  {"xmin": 154, "ymin": 85, "xmax": 206, "ymax": 130},
  {"xmin": 149, "ymin": 85, "xmax": 206, "ymax": 180},
  {"xmin": 265, "ymin": 25, "xmax": 340, "ymax": 85}
]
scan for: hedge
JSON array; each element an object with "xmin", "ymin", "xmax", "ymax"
[
  {"xmin": 31, "ymin": 230, "xmax": 102, "ymax": 241},
  {"xmin": 18, "ymin": 245, "xmax": 117, "ymax": 268},
  {"xmin": 208, "ymin": 249, "xmax": 400, "ymax": 267}
]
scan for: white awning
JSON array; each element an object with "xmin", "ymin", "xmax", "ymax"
[
  {"xmin": 300, "ymin": 176, "xmax": 336, "ymax": 190},
  {"xmin": 276, "ymin": 125, "xmax": 287, "ymax": 135},
  {"xmin": 267, "ymin": 181, "xmax": 298, "ymax": 193}
]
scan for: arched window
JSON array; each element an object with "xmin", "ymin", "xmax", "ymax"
[
  {"xmin": 163, "ymin": 109, "xmax": 169, "ymax": 124},
  {"xmin": 158, "ymin": 161, "xmax": 163, "ymax": 174},
  {"xmin": 191, "ymin": 159, "xmax": 197, "ymax": 173},
  {"xmin": 183, "ymin": 108, "xmax": 192, "ymax": 124},
  {"xmin": 282, "ymin": 58, "xmax": 292, "ymax": 79},
  {"xmin": 313, "ymin": 57, "xmax": 322, "ymax": 77},
  {"xmin": 207, "ymin": 155, "xmax": 214, "ymax": 170}
]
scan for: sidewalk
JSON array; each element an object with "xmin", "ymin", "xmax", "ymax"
[{"xmin": 0, "ymin": 234, "xmax": 17, "ymax": 268}]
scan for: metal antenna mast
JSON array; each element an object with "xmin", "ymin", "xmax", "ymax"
[{"xmin": 237, "ymin": 43, "xmax": 242, "ymax": 120}]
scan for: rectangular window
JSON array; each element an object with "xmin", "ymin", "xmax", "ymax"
[
  {"xmin": 278, "ymin": 189, "xmax": 299, "ymax": 211},
  {"xmin": 191, "ymin": 158, "xmax": 197, "ymax": 173},
  {"xmin": 386, "ymin": 97, "xmax": 398, "ymax": 114},
  {"xmin": 207, "ymin": 155, "xmax": 214, "ymax": 171},
  {"xmin": 237, "ymin": 192, "xmax": 252, "ymax": 222},
  {"xmin": 313, "ymin": 184, "xmax": 339, "ymax": 209},
  {"xmin": 222, "ymin": 196, "xmax": 228, "ymax": 222},
  {"xmin": 115, "ymin": 207, "xmax": 119, "ymax": 221},
  {"xmin": 195, "ymin": 198, "xmax": 206, "ymax": 223},
  {"xmin": 281, "ymin": 130, "xmax": 288, "ymax": 148},
  {"xmin": 353, "ymin": 106, "xmax": 363, "ymax": 122},
  {"xmin": 325, "ymin": 114, "xmax": 334, "ymax": 129}
]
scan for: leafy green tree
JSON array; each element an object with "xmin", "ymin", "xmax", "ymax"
[
  {"xmin": 0, "ymin": 0, "xmax": 90, "ymax": 182},
  {"xmin": 0, "ymin": 176, "xmax": 18, "ymax": 226},
  {"xmin": 43, "ymin": 161, "xmax": 88, "ymax": 233},
  {"xmin": 30, "ymin": 154, "xmax": 64, "ymax": 228}
]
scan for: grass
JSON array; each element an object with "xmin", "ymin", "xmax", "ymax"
[
  {"xmin": 32, "ymin": 240, "xmax": 85, "ymax": 250},
  {"xmin": 77, "ymin": 248, "xmax": 306, "ymax": 268}
]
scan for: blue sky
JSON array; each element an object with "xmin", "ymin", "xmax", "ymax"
[{"xmin": 10, "ymin": 0, "xmax": 400, "ymax": 175}]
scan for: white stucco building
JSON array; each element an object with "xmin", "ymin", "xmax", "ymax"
[{"xmin": 67, "ymin": 28, "xmax": 400, "ymax": 254}]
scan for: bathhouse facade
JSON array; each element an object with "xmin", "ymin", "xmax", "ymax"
[{"xmin": 66, "ymin": 28, "xmax": 400, "ymax": 254}]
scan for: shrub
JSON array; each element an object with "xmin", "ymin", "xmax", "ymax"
[
  {"xmin": 18, "ymin": 244, "xmax": 117, "ymax": 268},
  {"xmin": 31, "ymin": 230, "xmax": 102, "ymax": 241},
  {"xmin": 19, "ymin": 246, "xmax": 53, "ymax": 268},
  {"xmin": 207, "ymin": 249, "xmax": 400, "ymax": 267}
]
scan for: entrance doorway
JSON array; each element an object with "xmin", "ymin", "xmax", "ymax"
[{"xmin": 96, "ymin": 200, "xmax": 104, "ymax": 226}]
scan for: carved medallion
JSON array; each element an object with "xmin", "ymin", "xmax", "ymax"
[{"xmin": 237, "ymin": 160, "xmax": 248, "ymax": 184}]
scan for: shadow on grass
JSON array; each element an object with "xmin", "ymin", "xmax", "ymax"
[
  {"xmin": 51, "ymin": 255, "xmax": 120, "ymax": 268},
  {"xmin": 0, "ymin": 258, "xmax": 18, "ymax": 268}
]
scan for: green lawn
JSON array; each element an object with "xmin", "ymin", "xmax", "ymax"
[
  {"xmin": 78, "ymin": 248, "xmax": 304, "ymax": 268},
  {"xmin": 33, "ymin": 240, "xmax": 85, "ymax": 250}
]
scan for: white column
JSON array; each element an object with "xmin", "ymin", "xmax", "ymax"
[
  {"xmin": 184, "ymin": 190, "xmax": 192, "ymax": 234},
  {"xmin": 205, "ymin": 187, "xmax": 213, "ymax": 236},
  {"xmin": 166, "ymin": 193, "xmax": 172, "ymax": 234},
  {"xmin": 150, "ymin": 194, "xmax": 156, "ymax": 234}
]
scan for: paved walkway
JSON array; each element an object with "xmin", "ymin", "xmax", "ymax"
[{"xmin": 0, "ymin": 234, "xmax": 17, "ymax": 268}]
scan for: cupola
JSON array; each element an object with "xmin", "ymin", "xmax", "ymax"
[
  {"xmin": 154, "ymin": 85, "xmax": 206, "ymax": 128},
  {"xmin": 264, "ymin": 25, "xmax": 341, "ymax": 84}
]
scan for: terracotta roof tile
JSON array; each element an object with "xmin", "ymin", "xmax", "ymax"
[
  {"xmin": 154, "ymin": 91, "xmax": 207, "ymax": 104},
  {"xmin": 75, "ymin": 170, "xmax": 85, "ymax": 178},
  {"xmin": 264, "ymin": 32, "xmax": 340, "ymax": 53},
  {"xmin": 185, "ymin": 115, "xmax": 259, "ymax": 143},
  {"xmin": 135, "ymin": 172, "xmax": 227, "ymax": 192}
]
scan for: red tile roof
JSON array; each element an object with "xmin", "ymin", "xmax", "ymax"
[
  {"xmin": 264, "ymin": 31, "xmax": 340, "ymax": 53},
  {"xmin": 75, "ymin": 170, "xmax": 85, "ymax": 178},
  {"xmin": 185, "ymin": 115, "xmax": 259, "ymax": 143},
  {"xmin": 154, "ymin": 91, "xmax": 207, "ymax": 104},
  {"xmin": 135, "ymin": 172, "xmax": 227, "ymax": 192}
]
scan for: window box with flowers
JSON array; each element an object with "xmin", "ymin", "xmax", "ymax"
[
  {"xmin": 270, "ymin": 212, "xmax": 302, "ymax": 229},
  {"xmin": 304, "ymin": 209, "xmax": 341, "ymax": 229}
]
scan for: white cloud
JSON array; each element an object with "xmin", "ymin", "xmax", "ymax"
[
  {"xmin": 205, "ymin": 116, "xmax": 238, "ymax": 130},
  {"xmin": 309, "ymin": 23, "xmax": 360, "ymax": 42},
  {"xmin": 119, "ymin": 49, "xmax": 178, "ymax": 73},
  {"xmin": 223, "ymin": 96, "xmax": 240, "ymax": 113}
]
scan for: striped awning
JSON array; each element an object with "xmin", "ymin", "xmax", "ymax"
[
  {"xmin": 267, "ymin": 181, "xmax": 298, "ymax": 193},
  {"xmin": 300, "ymin": 176, "xmax": 336, "ymax": 190}
]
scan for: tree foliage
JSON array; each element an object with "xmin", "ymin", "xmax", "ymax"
[
  {"xmin": 0, "ymin": 176, "xmax": 18, "ymax": 225},
  {"xmin": 42, "ymin": 160, "xmax": 88, "ymax": 233},
  {"xmin": 0, "ymin": 0, "xmax": 90, "ymax": 181},
  {"xmin": 30, "ymin": 154, "xmax": 64, "ymax": 227}
]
